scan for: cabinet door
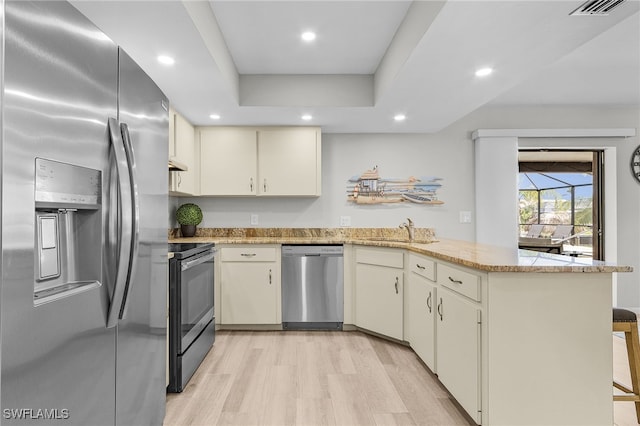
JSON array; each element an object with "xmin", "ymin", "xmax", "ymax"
[
  {"xmin": 220, "ymin": 262, "xmax": 277, "ymax": 324},
  {"xmin": 199, "ymin": 129, "xmax": 257, "ymax": 195},
  {"xmin": 257, "ymin": 128, "xmax": 320, "ymax": 196},
  {"xmin": 355, "ymin": 263, "xmax": 403, "ymax": 340},
  {"xmin": 436, "ymin": 289, "xmax": 481, "ymax": 423},
  {"xmin": 170, "ymin": 112, "xmax": 197, "ymax": 195},
  {"xmin": 168, "ymin": 107, "xmax": 176, "ymax": 161},
  {"xmin": 407, "ymin": 273, "xmax": 436, "ymax": 371}
]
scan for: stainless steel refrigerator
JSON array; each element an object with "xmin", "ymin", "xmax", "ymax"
[{"xmin": 0, "ymin": 1, "xmax": 168, "ymax": 425}]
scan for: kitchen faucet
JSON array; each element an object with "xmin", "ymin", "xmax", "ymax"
[{"xmin": 399, "ymin": 218, "xmax": 415, "ymax": 241}]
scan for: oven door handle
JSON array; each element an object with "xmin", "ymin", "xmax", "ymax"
[{"xmin": 181, "ymin": 252, "xmax": 215, "ymax": 271}]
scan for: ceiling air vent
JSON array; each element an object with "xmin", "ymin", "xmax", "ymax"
[{"xmin": 570, "ymin": 0, "xmax": 626, "ymax": 15}]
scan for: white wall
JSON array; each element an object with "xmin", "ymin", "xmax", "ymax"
[
  {"xmin": 170, "ymin": 104, "xmax": 640, "ymax": 307},
  {"xmin": 474, "ymin": 135, "xmax": 519, "ymax": 248},
  {"xmin": 173, "ymin": 130, "xmax": 477, "ymax": 240}
]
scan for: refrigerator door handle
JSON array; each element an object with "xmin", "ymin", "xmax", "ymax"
[
  {"xmin": 106, "ymin": 117, "xmax": 134, "ymax": 328},
  {"xmin": 117, "ymin": 122, "xmax": 140, "ymax": 319}
]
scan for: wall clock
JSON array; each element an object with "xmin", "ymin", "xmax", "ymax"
[{"xmin": 633, "ymin": 145, "xmax": 640, "ymax": 184}]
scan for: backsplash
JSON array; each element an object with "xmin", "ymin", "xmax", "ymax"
[{"xmin": 168, "ymin": 227, "xmax": 436, "ymax": 242}]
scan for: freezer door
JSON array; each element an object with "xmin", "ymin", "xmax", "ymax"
[
  {"xmin": 1, "ymin": 1, "xmax": 117, "ymax": 425},
  {"xmin": 115, "ymin": 49, "xmax": 169, "ymax": 426}
]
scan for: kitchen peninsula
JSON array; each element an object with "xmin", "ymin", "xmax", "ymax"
[{"xmin": 171, "ymin": 227, "xmax": 631, "ymax": 425}]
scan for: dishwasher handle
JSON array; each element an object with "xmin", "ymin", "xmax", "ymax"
[{"xmin": 281, "ymin": 245, "xmax": 344, "ymax": 257}]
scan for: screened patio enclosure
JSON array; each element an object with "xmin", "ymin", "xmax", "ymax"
[{"xmin": 518, "ymin": 171, "xmax": 594, "ymax": 257}]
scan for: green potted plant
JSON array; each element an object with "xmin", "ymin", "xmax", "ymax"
[{"xmin": 176, "ymin": 203, "xmax": 203, "ymax": 237}]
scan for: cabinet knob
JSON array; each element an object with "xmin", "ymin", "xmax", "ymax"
[
  {"xmin": 416, "ymin": 264, "xmax": 426, "ymax": 270},
  {"xmin": 426, "ymin": 292, "xmax": 432, "ymax": 313},
  {"xmin": 437, "ymin": 297, "xmax": 443, "ymax": 321},
  {"xmin": 240, "ymin": 253, "xmax": 256, "ymax": 257},
  {"xmin": 448, "ymin": 276, "xmax": 463, "ymax": 285},
  {"xmin": 269, "ymin": 269, "xmax": 272, "ymax": 285},
  {"xmin": 250, "ymin": 177, "xmax": 254, "ymax": 192},
  {"xmin": 394, "ymin": 276, "xmax": 399, "ymax": 294},
  {"xmin": 263, "ymin": 178, "xmax": 267, "ymax": 192}
]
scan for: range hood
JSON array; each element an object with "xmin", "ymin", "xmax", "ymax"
[{"xmin": 168, "ymin": 157, "xmax": 188, "ymax": 171}]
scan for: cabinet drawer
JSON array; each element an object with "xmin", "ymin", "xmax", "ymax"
[
  {"xmin": 221, "ymin": 247, "xmax": 277, "ymax": 262},
  {"xmin": 437, "ymin": 263, "xmax": 481, "ymax": 302},
  {"xmin": 408, "ymin": 253, "xmax": 436, "ymax": 281},
  {"xmin": 355, "ymin": 247, "xmax": 403, "ymax": 269}
]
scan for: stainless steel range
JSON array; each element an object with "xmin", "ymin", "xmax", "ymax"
[{"xmin": 168, "ymin": 243, "xmax": 216, "ymax": 392}]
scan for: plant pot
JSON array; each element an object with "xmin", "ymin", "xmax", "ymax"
[{"xmin": 180, "ymin": 225, "xmax": 196, "ymax": 237}]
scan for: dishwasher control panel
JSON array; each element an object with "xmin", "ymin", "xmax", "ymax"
[{"xmin": 282, "ymin": 244, "xmax": 344, "ymax": 256}]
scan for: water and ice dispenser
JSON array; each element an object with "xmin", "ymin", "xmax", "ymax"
[{"xmin": 34, "ymin": 158, "xmax": 103, "ymax": 305}]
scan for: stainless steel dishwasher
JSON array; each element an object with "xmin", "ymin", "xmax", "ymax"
[{"xmin": 281, "ymin": 245, "xmax": 344, "ymax": 330}]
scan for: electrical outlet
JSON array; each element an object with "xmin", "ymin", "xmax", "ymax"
[
  {"xmin": 340, "ymin": 216, "xmax": 351, "ymax": 227},
  {"xmin": 250, "ymin": 214, "xmax": 259, "ymax": 225},
  {"xmin": 459, "ymin": 211, "xmax": 472, "ymax": 224}
]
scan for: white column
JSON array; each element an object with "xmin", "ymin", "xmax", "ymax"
[{"xmin": 473, "ymin": 135, "xmax": 519, "ymax": 248}]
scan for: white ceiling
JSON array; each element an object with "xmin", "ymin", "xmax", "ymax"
[{"xmin": 70, "ymin": 0, "xmax": 640, "ymax": 133}]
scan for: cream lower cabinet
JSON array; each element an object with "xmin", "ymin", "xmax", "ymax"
[
  {"xmin": 354, "ymin": 247, "xmax": 482, "ymax": 423},
  {"xmin": 354, "ymin": 247, "xmax": 404, "ymax": 340},
  {"xmin": 436, "ymin": 262, "xmax": 482, "ymax": 424},
  {"xmin": 354, "ymin": 246, "xmax": 614, "ymax": 425},
  {"xmin": 219, "ymin": 245, "xmax": 280, "ymax": 325},
  {"xmin": 436, "ymin": 287, "xmax": 481, "ymax": 423},
  {"xmin": 406, "ymin": 253, "xmax": 437, "ymax": 371}
]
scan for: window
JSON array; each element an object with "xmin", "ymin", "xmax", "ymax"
[{"xmin": 518, "ymin": 150, "xmax": 604, "ymax": 259}]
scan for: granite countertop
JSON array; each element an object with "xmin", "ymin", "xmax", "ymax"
[
  {"xmin": 401, "ymin": 239, "xmax": 633, "ymax": 273},
  {"xmin": 169, "ymin": 228, "xmax": 631, "ymax": 273}
]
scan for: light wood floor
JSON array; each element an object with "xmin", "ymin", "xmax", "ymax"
[
  {"xmin": 166, "ymin": 329, "xmax": 640, "ymax": 425},
  {"xmin": 614, "ymin": 332, "xmax": 640, "ymax": 425},
  {"xmin": 164, "ymin": 330, "xmax": 475, "ymax": 426}
]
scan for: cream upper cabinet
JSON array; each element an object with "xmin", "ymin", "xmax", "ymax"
[
  {"xmin": 169, "ymin": 109, "xmax": 197, "ymax": 195},
  {"xmin": 257, "ymin": 128, "xmax": 320, "ymax": 196},
  {"xmin": 354, "ymin": 246, "xmax": 404, "ymax": 340},
  {"xmin": 197, "ymin": 126, "xmax": 321, "ymax": 197},
  {"xmin": 199, "ymin": 128, "xmax": 257, "ymax": 195}
]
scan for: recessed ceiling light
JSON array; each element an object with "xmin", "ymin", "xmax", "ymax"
[
  {"xmin": 157, "ymin": 55, "xmax": 175, "ymax": 66},
  {"xmin": 209, "ymin": 114, "xmax": 220, "ymax": 120},
  {"xmin": 475, "ymin": 67, "xmax": 493, "ymax": 77},
  {"xmin": 301, "ymin": 31, "xmax": 316, "ymax": 42},
  {"xmin": 394, "ymin": 114, "xmax": 406, "ymax": 121},
  {"xmin": 301, "ymin": 114, "xmax": 312, "ymax": 121}
]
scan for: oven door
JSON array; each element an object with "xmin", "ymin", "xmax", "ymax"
[{"xmin": 178, "ymin": 250, "xmax": 215, "ymax": 354}]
